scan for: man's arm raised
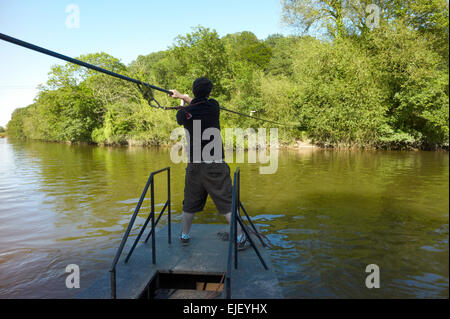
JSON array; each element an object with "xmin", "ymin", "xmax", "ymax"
[{"xmin": 169, "ymin": 89, "xmax": 192, "ymax": 106}]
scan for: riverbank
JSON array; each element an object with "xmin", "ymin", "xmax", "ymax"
[{"xmin": 4, "ymin": 135, "xmax": 449, "ymax": 152}]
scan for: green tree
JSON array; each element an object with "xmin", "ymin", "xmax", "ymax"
[
  {"xmin": 366, "ymin": 22, "xmax": 449, "ymax": 146},
  {"xmin": 169, "ymin": 26, "xmax": 233, "ymax": 100},
  {"xmin": 291, "ymin": 37, "xmax": 386, "ymax": 146},
  {"xmin": 6, "ymin": 107, "xmax": 28, "ymax": 138},
  {"xmin": 265, "ymin": 34, "xmax": 302, "ymax": 77},
  {"xmin": 281, "ymin": 0, "xmax": 351, "ymax": 38},
  {"xmin": 222, "ymin": 31, "xmax": 272, "ymax": 69},
  {"xmin": 282, "ymin": 0, "xmax": 449, "ymax": 44}
]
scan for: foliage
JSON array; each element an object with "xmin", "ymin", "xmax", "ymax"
[
  {"xmin": 289, "ymin": 37, "xmax": 386, "ymax": 146},
  {"xmin": 365, "ymin": 21, "xmax": 449, "ymax": 147},
  {"xmin": 6, "ymin": 16, "xmax": 449, "ymax": 149}
]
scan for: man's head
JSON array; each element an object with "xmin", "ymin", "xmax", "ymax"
[{"xmin": 192, "ymin": 77, "xmax": 213, "ymax": 99}]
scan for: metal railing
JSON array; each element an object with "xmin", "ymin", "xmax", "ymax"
[
  {"xmin": 225, "ymin": 167, "xmax": 268, "ymax": 299},
  {"xmin": 109, "ymin": 167, "xmax": 171, "ymax": 299}
]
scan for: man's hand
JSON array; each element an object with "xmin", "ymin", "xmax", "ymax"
[
  {"xmin": 169, "ymin": 89, "xmax": 184, "ymax": 99},
  {"xmin": 169, "ymin": 90, "xmax": 192, "ymax": 105}
]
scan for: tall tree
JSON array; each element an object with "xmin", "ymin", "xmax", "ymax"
[
  {"xmin": 281, "ymin": 0, "xmax": 350, "ymax": 38},
  {"xmin": 170, "ymin": 26, "xmax": 233, "ymax": 99},
  {"xmin": 222, "ymin": 31, "xmax": 272, "ymax": 69},
  {"xmin": 282, "ymin": 0, "xmax": 449, "ymax": 44}
]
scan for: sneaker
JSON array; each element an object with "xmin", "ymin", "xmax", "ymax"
[
  {"xmin": 180, "ymin": 233, "xmax": 190, "ymax": 245},
  {"xmin": 237, "ymin": 234, "xmax": 250, "ymax": 251}
]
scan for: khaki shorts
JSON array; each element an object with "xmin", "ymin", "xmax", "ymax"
[{"xmin": 183, "ymin": 162, "xmax": 232, "ymax": 215}]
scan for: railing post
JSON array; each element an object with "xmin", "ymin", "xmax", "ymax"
[
  {"xmin": 233, "ymin": 169, "xmax": 239, "ymax": 269},
  {"xmin": 167, "ymin": 168, "xmax": 171, "ymax": 245},
  {"xmin": 151, "ymin": 178, "xmax": 156, "ymax": 264},
  {"xmin": 226, "ymin": 167, "xmax": 239, "ymax": 299},
  {"xmin": 110, "ymin": 269, "xmax": 116, "ymax": 299}
]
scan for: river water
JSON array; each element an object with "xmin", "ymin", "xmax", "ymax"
[{"xmin": 0, "ymin": 138, "xmax": 448, "ymax": 298}]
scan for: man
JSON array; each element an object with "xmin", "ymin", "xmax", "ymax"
[{"xmin": 169, "ymin": 77, "xmax": 248, "ymax": 249}]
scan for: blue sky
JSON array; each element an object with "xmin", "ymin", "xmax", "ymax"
[{"xmin": 0, "ymin": 0, "xmax": 291, "ymax": 127}]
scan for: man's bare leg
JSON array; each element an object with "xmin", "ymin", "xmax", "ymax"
[{"xmin": 182, "ymin": 211, "xmax": 195, "ymax": 236}]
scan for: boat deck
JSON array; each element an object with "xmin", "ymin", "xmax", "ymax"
[{"xmin": 77, "ymin": 223, "xmax": 283, "ymax": 299}]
